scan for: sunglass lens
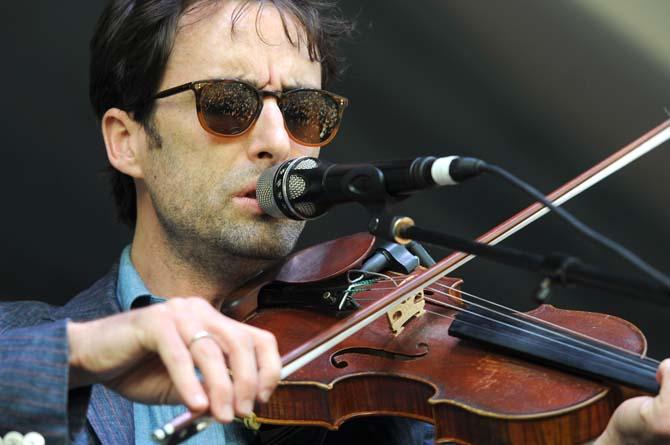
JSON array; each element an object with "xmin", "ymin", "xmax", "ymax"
[
  {"xmin": 199, "ymin": 82, "xmax": 259, "ymax": 135},
  {"xmin": 280, "ymin": 90, "xmax": 340, "ymax": 145}
]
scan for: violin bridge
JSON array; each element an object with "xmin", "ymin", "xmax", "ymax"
[{"xmin": 386, "ymin": 290, "xmax": 426, "ymax": 336}]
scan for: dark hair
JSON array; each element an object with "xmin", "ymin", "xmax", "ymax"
[{"xmin": 90, "ymin": 0, "xmax": 352, "ymax": 227}]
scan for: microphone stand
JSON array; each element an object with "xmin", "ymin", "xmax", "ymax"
[{"xmin": 367, "ymin": 214, "xmax": 670, "ymax": 305}]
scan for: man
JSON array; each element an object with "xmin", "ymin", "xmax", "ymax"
[
  {"xmin": 2, "ymin": 1, "xmax": 425, "ymax": 444},
  {"xmin": 0, "ymin": 1, "xmax": 668, "ymax": 444}
]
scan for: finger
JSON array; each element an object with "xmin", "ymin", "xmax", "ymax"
[
  {"xmin": 245, "ymin": 325, "xmax": 281, "ymax": 403},
  {"xmin": 151, "ymin": 318, "xmax": 208, "ymax": 412},
  {"xmin": 656, "ymin": 358, "xmax": 670, "ymax": 385},
  {"xmin": 655, "ymin": 358, "xmax": 670, "ymax": 405},
  {"xmin": 189, "ymin": 336, "xmax": 235, "ymax": 423},
  {"xmin": 636, "ymin": 358, "xmax": 670, "ymax": 437},
  {"xmin": 210, "ymin": 320, "xmax": 259, "ymax": 416},
  {"xmin": 169, "ymin": 299, "xmax": 235, "ymax": 422}
]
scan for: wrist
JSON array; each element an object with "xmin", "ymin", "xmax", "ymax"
[
  {"xmin": 67, "ymin": 320, "xmax": 84, "ymax": 367},
  {"xmin": 67, "ymin": 320, "xmax": 94, "ymax": 389}
]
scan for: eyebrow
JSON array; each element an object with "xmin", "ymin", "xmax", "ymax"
[{"xmin": 234, "ymin": 76, "xmax": 316, "ymax": 92}]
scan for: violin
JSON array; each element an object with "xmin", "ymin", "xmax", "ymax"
[
  {"xmin": 157, "ymin": 120, "xmax": 670, "ymax": 444},
  {"xmin": 228, "ymin": 233, "xmax": 652, "ymax": 444}
]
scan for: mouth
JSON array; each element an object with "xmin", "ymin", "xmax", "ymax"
[
  {"xmin": 232, "ymin": 182, "xmax": 263, "ymax": 214},
  {"xmin": 234, "ymin": 183, "xmax": 258, "ymax": 200}
]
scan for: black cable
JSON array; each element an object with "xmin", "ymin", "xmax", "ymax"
[
  {"xmin": 406, "ymin": 240, "xmax": 436, "ymax": 267},
  {"xmin": 479, "ymin": 162, "xmax": 670, "ymax": 290}
]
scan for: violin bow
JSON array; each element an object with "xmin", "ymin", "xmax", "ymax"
[
  {"xmin": 157, "ymin": 119, "xmax": 670, "ymax": 442},
  {"xmin": 281, "ymin": 119, "xmax": 670, "ymax": 377}
]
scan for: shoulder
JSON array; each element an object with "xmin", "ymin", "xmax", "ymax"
[
  {"xmin": 0, "ymin": 263, "xmax": 121, "ymax": 331},
  {"xmin": 56, "ymin": 263, "xmax": 121, "ymax": 321},
  {"xmin": 0, "ymin": 299, "xmax": 57, "ymax": 332}
]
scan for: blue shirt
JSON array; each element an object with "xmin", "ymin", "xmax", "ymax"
[{"xmin": 116, "ymin": 245, "xmax": 255, "ymax": 445}]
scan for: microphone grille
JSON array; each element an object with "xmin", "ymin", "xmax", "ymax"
[
  {"xmin": 294, "ymin": 202, "xmax": 317, "ymax": 218},
  {"xmin": 255, "ymin": 156, "xmax": 322, "ymax": 220},
  {"xmin": 286, "ymin": 158, "xmax": 318, "ymax": 216},
  {"xmin": 256, "ymin": 167, "xmax": 282, "ymax": 217},
  {"xmin": 294, "ymin": 158, "xmax": 318, "ymax": 170},
  {"xmin": 287, "ymin": 175, "xmax": 307, "ymax": 199}
]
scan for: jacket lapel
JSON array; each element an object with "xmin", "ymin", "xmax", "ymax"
[
  {"xmin": 57, "ymin": 265, "xmax": 134, "ymax": 445},
  {"xmin": 87, "ymin": 385, "xmax": 134, "ymax": 445}
]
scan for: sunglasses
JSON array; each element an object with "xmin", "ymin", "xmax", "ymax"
[{"xmin": 152, "ymin": 79, "xmax": 348, "ymax": 147}]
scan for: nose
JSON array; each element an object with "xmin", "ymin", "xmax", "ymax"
[{"xmin": 246, "ymin": 97, "xmax": 291, "ymax": 164}]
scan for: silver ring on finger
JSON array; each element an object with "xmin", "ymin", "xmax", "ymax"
[{"xmin": 188, "ymin": 330, "xmax": 215, "ymax": 348}]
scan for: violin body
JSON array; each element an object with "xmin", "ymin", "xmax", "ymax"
[{"xmin": 236, "ymin": 233, "xmax": 649, "ymax": 445}]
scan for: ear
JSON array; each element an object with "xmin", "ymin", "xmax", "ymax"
[{"xmin": 101, "ymin": 108, "xmax": 146, "ymax": 179}]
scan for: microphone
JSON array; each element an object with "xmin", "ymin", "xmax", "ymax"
[{"xmin": 256, "ymin": 156, "xmax": 484, "ymax": 220}]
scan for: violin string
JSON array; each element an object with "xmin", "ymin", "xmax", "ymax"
[
  {"xmin": 353, "ymin": 278, "xmax": 659, "ymax": 371},
  {"xmin": 427, "ymin": 280, "xmax": 661, "ymax": 367},
  {"xmin": 358, "ymin": 275, "xmax": 658, "ymax": 365},
  {"xmin": 376, "ymin": 281, "xmax": 659, "ymax": 371},
  {"xmin": 355, "ymin": 290, "xmax": 658, "ymax": 373},
  {"xmin": 347, "ymin": 269, "xmax": 402, "ymax": 285},
  {"xmin": 347, "ymin": 269, "xmax": 661, "ymax": 370},
  {"xmin": 421, "ymin": 305, "xmax": 660, "ymax": 376}
]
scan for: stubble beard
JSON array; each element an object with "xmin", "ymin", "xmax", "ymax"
[
  {"xmin": 153, "ymin": 182, "xmax": 306, "ymax": 283},
  {"xmin": 145, "ymin": 142, "xmax": 305, "ymax": 284}
]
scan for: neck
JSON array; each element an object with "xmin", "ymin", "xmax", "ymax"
[{"xmin": 130, "ymin": 203, "xmax": 272, "ymax": 309}]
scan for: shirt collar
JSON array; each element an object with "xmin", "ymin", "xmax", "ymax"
[{"xmin": 116, "ymin": 245, "xmax": 166, "ymax": 311}]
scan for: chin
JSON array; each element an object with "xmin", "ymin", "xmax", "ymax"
[{"xmin": 214, "ymin": 218, "xmax": 304, "ymax": 260}]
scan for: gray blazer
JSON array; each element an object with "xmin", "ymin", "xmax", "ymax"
[{"xmin": 0, "ymin": 266, "xmax": 132, "ymax": 445}]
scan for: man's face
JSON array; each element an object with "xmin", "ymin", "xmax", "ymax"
[{"xmin": 139, "ymin": 1, "xmax": 322, "ymax": 261}]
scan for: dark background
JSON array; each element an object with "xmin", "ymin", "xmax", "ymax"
[{"xmin": 1, "ymin": 1, "xmax": 669, "ymax": 358}]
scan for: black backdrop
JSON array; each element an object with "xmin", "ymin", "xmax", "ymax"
[{"xmin": 2, "ymin": 1, "xmax": 669, "ymax": 358}]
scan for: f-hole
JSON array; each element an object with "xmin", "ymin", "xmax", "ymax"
[{"xmin": 330, "ymin": 343, "xmax": 429, "ymax": 368}]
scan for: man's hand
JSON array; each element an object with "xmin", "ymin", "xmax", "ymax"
[
  {"xmin": 67, "ymin": 297, "xmax": 281, "ymax": 423},
  {"xmin": 595, "ymin": 359, "xmax": 670, "ymax": 444}
]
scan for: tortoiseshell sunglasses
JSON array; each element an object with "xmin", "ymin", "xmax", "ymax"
[{"xmin": 152, "ymin": 79, "xmax": 348, "ymax": 147}]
